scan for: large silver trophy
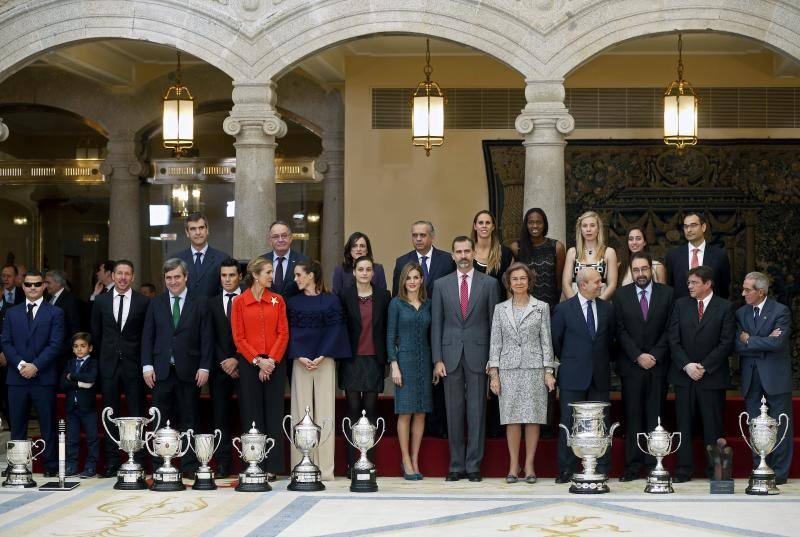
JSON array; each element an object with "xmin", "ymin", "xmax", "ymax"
[
  {"xmin": 284, "ymin": 406, "xmax": 332, "ymax": 491},
  {"xmin": 739, "ymin": 396, "xmax": 790, "ymax": 495},
  {"xmin": 145, "ymin": 420, "xmax": 192, "ymax": 491},
  {"xmin": 3, "ymin": 438, "xmax": 45, "ymax": 488},
  {"xmin": 637, "ymin": 417, "xmax": 681, "ymax": 493},
  {"xmin": 559, "ymin": 401, "xmax": 619, "ymax": 494},
  {"xmin": 233, "ymin": 422, "xmax": 275, "ymax": 492},
  {"xmin": 102, "ymin": 406, "xmax": 161, "ymax": 490},
  {"xmin": 189, "ymin": 429, "xmax": 222, "ymax": 490},
  {"xmin": 342, "ymin": 410, "xmax": 385, "ymax": 493}
]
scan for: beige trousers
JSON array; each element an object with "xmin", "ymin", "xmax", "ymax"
[{"xmin": 290, "ymin": 358, "xmax": 336, "ymax": 481}]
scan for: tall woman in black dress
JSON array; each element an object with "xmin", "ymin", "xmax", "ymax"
[{"xmin": 511, "ymin": 208, "xmax": 566, "ymax": 311}]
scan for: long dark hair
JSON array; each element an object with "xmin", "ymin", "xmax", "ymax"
[
  {"xmin": 295, "ymin": 259, "xmax": 327, "ymax": 293},
  {"xmin": 518, "ymin": 208, "xmax": 550, "ymax": 260},
  {"xmin": 623, "ymin": 226, "xmax": 650, "ymax": 276},
  {"xmin": 342, "ymin": 232, "xmax": 374, "ymax": 270}
]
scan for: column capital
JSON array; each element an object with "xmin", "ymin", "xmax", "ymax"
[
  {"xmin": 224, "ymin": 80, "xmax": 287, "ymax": 139},
  {"xmin": 515, "ymin": 79, "xmax": 575, "ymax": 140},
  {"xmin": 101, "ymin": 133, "xmax": 146, "ymax": 178},
  {"xmin": 0, "ymin": 117, "xmax": 9, "ymax": 142}
]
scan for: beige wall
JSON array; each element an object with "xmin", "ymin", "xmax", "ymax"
[{"xmin": 344, "ymin": 55, "xmax": 524, "ymax": 273}]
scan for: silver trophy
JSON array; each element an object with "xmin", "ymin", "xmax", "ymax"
[
  {"xmin": 102, "ymin": 406, "xmax": 161, "ymax": 490},
  {"xmin": 188, "ymin": 429, "xmax": 222, "ymax": 490},
  {"xmin": 145, "ymin": 420, "xmax": 192, "ymax": 491},
  {"xmin": 284, "ymin": 406, "xmax": 332, "ymax": 491},
  {"xmin": 559, "ymin": 401, "xmax": 619, "ymax": 494},
  {"xmin": 739, "ymin": 396, "xmax": 790, "ymax": 495},
  {"xmin": 3, "ymin": 438, "xmax": 45, "ymax": 488},
  {"xmin": 233, "ymin": 422, "xmax": 275, "ymax": 492},
  {"xmin": 637, "ymin": 417, "xmax": 681, "ymax": 493},
  {"xmin": 342, "ymin": 410, "xmax": 385, "ymax": 492}
]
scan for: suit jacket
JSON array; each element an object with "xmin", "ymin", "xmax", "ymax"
[
  {"xmin": 91, "ymin": 289, "xmax": 150, "ymax": 380},
  {"xmin": 430, "ymin": 270, "xmax": 500, "ymax": 373},
  {"xmin": 1, "ymin": 301, "xmax": 64, "ymax": 386},
  {"xmin": 488, "ymin": 296, "xmax": 555, "ymax": 370},
  {"xmin": 141, "ymin": 291, "xmax": 213, "ymax": 382},
  {"xmin": 0, "ymin": 286, "xmax": 25, "ymax": 332},
  {"xmin": 209, "ymin": 292, "xmax": 237, "ymax": 366},
  {"xmin": 665, "ymin": 243, "xmax": 731, "ymax": 299},
  {"xmin": 261, "ymin": 249, "xmax": 310, "ymax": 298},
  {"xmin": 51, "ymin": 290, "xmax": 82, "ymax": 357},
  {"xmin": 392, "ymin": 247, "xmax": 456, "ymax": 297},
  {"xmin": 176, "ymin": 246, "xmax": 231, "ymax": 298},
  {"xmin": 341, "ymin": 285, "xmax": 391, "ymax": 362},
  {"xmin": 551, "ymin": 295, "xmax": 615, "ymax": 391},
  {"xmin": 668, "ymin": 294, "xmax": 735, "ymax": 389},
  {"xmin": 60, "ymin": 355, "xmax": 98, "ymax": 412},
  {"xmin": 735, "ymin": 298, "xmax": 792, "ymax": 395},
  {"xmin": 614, "ymin": 282, "xmax": 674, "ymax": 378}
]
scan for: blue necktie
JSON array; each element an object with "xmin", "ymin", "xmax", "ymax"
[
  {"xmin": 586, "ymin": 300, "xmax": 596, "ymax": 340},
  {"xmin": 194, "ymin": 252, "xmax": 202, "ymax": 271},
  {"xmin": 420, "ymin": 256, "xmax": 429, "ymax": 281},
  {"xmin": 753, "ymin": 306, "xmax": 760, "ymax": 328},
  {"xmin": 75, "ymin": 359, "xmax": 84, "ymax": 373}
]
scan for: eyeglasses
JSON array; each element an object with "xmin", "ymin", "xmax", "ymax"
[
  {"xmin": 631, "ymin": 267, "xmax": 651, "ymax": 275},
  {"xmin": 682, "ymin": 223, "xmax": 701, "ymax": 230},
  {"xmin": 23, "ymin": 281, "xmax": 44, "ymax": 288},
  {"xmin": 270, "ymin": 234, "xmax": 290, "ymax": 240}
]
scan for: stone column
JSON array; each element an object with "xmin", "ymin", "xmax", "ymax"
[
  {"xmin": 0, "ymin": 117, "xmax": 8, "ymax": 141},
  {"xmin": 224, "ymin": 81, "xmax": 287, "ymax": 260},
  {"xmin": 515, "ymin": 79, "xmax": 575, "ymax": 244},
  {"xmin": 100, "ymin": 132, "xmax": 145, "ymax": 272},
  {"xmin": 318, "ymin": 132, "xmax": 344, "ymax": 284}
]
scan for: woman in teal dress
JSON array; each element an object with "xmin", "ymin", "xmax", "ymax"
[{"xmin": 387, "ymin": 262, "xmax": 432, "ymax": 480}]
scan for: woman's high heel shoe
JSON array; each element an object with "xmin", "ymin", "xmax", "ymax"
[{"xmin": 401, "ymin": 463, "xmax": 419, "ymax": 481}]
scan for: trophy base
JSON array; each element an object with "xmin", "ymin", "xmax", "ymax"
[
  {"xmin": 350, "ymin": 467, "xmax": 377, "ymax": 493},
  {"xmin": 644, "ymin": 472, "xmax": 674, "ymax": 494},
  {"xmin": 746, "ymin": 472, "xmax": 780, "ymax": 495},
  {"xmin": 192, "ymin": 471, "xmax": 217, "ymax": 491},
  {"xmin": 150, "ymin": 471, "xmax": 185, "ymax": 492},
  {"xmin": 39, "ymin": 481, "xmax": 80, "ymax": 491},
  {"xmin": 288, "ymin": 475, "xmax": 326, "ymax": 492},
  {"xmin": 115, "ymin": 468, "xmax": 148, "ymax": 490},
  {"xmin": 236, "ymin": 473, "xmax": 271, "ymax": 492},
  {"xmin": 3, "ymin": 473, "xmax": 37, "ymax": 489},
  {"xmin": 570, "ymin": 474, "xmax": 610, "ymax": 494}
]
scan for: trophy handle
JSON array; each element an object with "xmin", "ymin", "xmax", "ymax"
[
  {"xmin": 341, "ymin": 417, "xmax": 357, "ymax": 450},
  {"xmin": 178, "ymin": 430, "xmax": 193, "ymax": 458},
  {"xmin": 320, "ymin": 417, "xmax": 333, "ymax": 446},
  {"xmin": 374, "ymin": 417, "xmax": 386, "ymax": 447},
  {"xmin": 669, "ymin": 431, "xmax": 682, "ymax": 455},
  {"xmin": 232, "ymin": 437, "xmax": 243, "ymax": 458},
  {"xmin": 769, "ymin": 413, "xmax": 791, "ymax": 456},
  {"xmin": 636, "ymin": 433, "xmax": 649, "ymax": 456},
  {"xmin": 30, "ymin": 439, "xmax": 46, "ymax": 461},
  {"xmin": 101, "ymin": 407, "xmax": 120, "ymax": 446},
  {"xmin": 608, "ymin": 422, "xmax": 620, "ymax": 442},
  {"xmin": 144, "ymin": 431, "xmax": 157, "ymax": 457},
  {"xmin": 282, "ymin": 415, "xmax": 294, "ymax": 446},
  {"xmin": 558, "ymin": 423, "xmax": 572, "ymax": 446},
  {"xmin": 738, "ymin": 412, "xmax": 756, "ymax": 453},
  {"xmin": 264, "ymin": 437, "xmax": 275, "ymax": 459},
  {"xmin": 213, "ymin": 429, "xmax": 223, "ymax": 454},
  {"xmin": 147, "ymin": 406, "xmax": 162, "ymax": 432}
]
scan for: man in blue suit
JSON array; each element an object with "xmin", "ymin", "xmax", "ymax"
[
  {"xmin": 261, "ymin": 220, "xmax": 309, "ymax": 298},
  {"xmin": 1, "ymin": 270, "xmax": 64, "ymax": 477},
  {"xmin": 736, "ymin": 271, "xmax": 793, "ymax": 485},
  {"xmin": 392, "ymin": 220, "xmax": 456, "ymax": 297},
  {"xmin": 551, "ymin": 267, "xmax": 616, "ymax": 484},
  {"xmin": 1, "ymin": 263, "xmax": 26, "ymax": 427},
  {"xmin": 175, "ymin": 212, "xmax": 231, "ymax": 298}
]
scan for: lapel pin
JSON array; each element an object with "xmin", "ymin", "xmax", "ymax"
[{"xmin": 270, "ymin": 297, "xmax": 279, "ymax": 306}]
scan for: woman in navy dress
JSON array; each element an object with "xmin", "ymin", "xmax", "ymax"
[
  {"xmin": 332, "ymin": 232, "xmax": 387, "ymax": 295},
  {"xmin": 387, "ymin": 262, "xmax": 432, "ymax": 480}
]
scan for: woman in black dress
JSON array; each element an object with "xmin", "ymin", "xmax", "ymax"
[{"xmin": 511, "ymin": 208, "xmax": 566, "ymax": 311}]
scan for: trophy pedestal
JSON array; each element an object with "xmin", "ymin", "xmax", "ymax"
[
  {"xmin": 150, "ymin": 469, "xmax": 185, "ymax": 492},
  {"xmin": 746, "ymin": 471, "xmax": 780, "ymax": 495},
  {"xmin": 288, "ymin": 466, "xmax": 325, "ymax": 491},
  {"xmin": 644, "ymin": 470, "xmax": 674, "ymax": 494},
  {"xmin": 3, "ymin": 469, "xmax": 36, "ymax": 489},
  {"xmin": 236, "ymin": 472, "xmax": 271, "ymax": 492},
  {"xmin": 192, "ymin": 469, "xmax": 217, "ymax": 491},
  {"xmin": 115, "ymin": 463, "xmax": 148, "ymax": 490},
  {"xmin": 39, "ymin": 481, "xmax": 80, "ymax": 491},
  {"xmin": 570, "ymin": 473, "xmax": 610, "ymax": 494},
  {"xmin": 350, "ymin": 467, "xmax": 377, "ymax": 493}
]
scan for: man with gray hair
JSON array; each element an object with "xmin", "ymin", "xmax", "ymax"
[
  {"xmin": 45, "ymin": 270, "xmax": 82, "ymax": 387},
  {"xmin": 735, "ymin": 271, "xmax": 793, "ymax": 485}
]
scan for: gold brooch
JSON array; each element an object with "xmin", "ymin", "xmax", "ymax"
[{"xmin": 270, "ymin": 297, "xmax": 279, "ymax": 306}]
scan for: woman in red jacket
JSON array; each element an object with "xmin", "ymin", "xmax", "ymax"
[{"xmin": 231, "ymin": 256, "xmax": 289, "ymax": 481}]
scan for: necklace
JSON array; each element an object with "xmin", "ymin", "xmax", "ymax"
[{"xmin": 585, "ymin": 248, "xmax": 594, "ymax": 256}]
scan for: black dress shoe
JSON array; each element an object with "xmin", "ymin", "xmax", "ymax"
[
  {"xmin": 2, "ymin": 466, "xmax": 9, "ymax": 477},
  {"xmin": 775, "ymin": 476, "xmax": 788, "ymax": 486},
  {"xmin": 216, "ymin": 467, "xmax": 230, "ymax": 479},
  {"xmin": 445, "ymin": 472, "xmax": 466, "ymax": 481},
  {"xmin": 554, "ymin": 472, "xmax": 573, "ymax": 484},
  {"xmin": 467, "ymin": 472, "xmax": 482, "ymax": 482},
  {"xmin": 43, "ymin": 470, "xmax": 57, "ymax": 478},
  {"xmin": 619, "ymin": 470, "xmax": 640, "ymax": 482},
  {"xmin": 100, "ymin": 466, "xmax": 120, "ymax": 478},
  {"xmin": 673, "ymin": 474, "xmax": 691, "ymax": 483}
]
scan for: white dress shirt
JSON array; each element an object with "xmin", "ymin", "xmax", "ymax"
[
  {"xmin": 49, "ymin": 287, "xmax": 64, "ymax": 305},
  {"xmin": 577, "ymin": 292, "xmax": 598, "ymax": 331},
  {"xmin": 457, "ymin": 268, "xmax": 474, "ymax": 299},
  {"xmin": 698, "ymin": 291, "xmax": 713, "ymax": 316},
  {"xmin": 113, "ymin": 288, "xmax": 133, "ymax": 329},
  {"xmin": 221, "ymin": 288, "xmax": 241, "ymax": 312},
  {"xmin": 191, "ymin": 243, "xmax": 209, "ymax": 265},
  {"xmin": 416, "ymin": 248, "xmax": 433, "ymax": 275}
]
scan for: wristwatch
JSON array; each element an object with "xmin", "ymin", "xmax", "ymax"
[
  {"xmin": 545, "ymin": 367, "xmax": 555, "ymax": 375},
  {"xmin": 253, "ymin": 356, "xmax": 261, "ymax": 367}
]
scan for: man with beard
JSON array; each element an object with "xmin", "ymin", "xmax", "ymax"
[{"xmin": 614, "ymin": 252, "xmax": 674, "ymax": 482}]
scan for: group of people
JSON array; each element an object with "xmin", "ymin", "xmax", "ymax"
[{"xmin": 0, "ymin": 208, "xmax": 793, "ymax": 486}]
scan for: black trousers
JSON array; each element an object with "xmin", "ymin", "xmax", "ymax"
[
  {"xmin": 151, "ymin": 366, "xmax": 199, "ymax": 472},
  {"xmin": 558, "ymin": 382, "xmax": 611, "ymax": 476},
  {"xmin": 210, "ymin": 367, "xmax": 239, "ymax": 470},
  {"xmin": 743, "ymin": 366, "xmax": 793, "ymax": 479},
  {"xmin": 100, "ymin": 364, "xmax": 146, "ymax": 468},
  {"xmin": 66, "ymin": 405, "xmax": 98, "ymax": 471},
  {"xmin": 620, "ymin": 368, "xmax": 667, "ymax": 473},
  {"xmin": 425, "ymin": 381, "xmax": 448, "ymax": 437},
  {"xmin": 237, "ymin": 357, "xmax": 287, "ymax": 474},
  {"xmin": 674, "ymin": 383, "xmax": 725, "ymax": 478},
  {"xmin": 9, "ymin": 384, "xmax": 57, "ymax": 472}
]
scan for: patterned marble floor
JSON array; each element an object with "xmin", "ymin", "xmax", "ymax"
[{"xmin": 0, "ymin": 474, "xmax": 796, "ymax": 536}]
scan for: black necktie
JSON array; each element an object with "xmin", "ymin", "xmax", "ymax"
[
  {"xmin": 274, "ymin": 256, "xmax": 285, "ymax": 290},
  {"xmin": 226, "ymin": 293, "xmax": 236, "ymax": 320},
  {"xmin": 753, "ymin": 306, "xmax": 760, "ymax": 325},
  {"xmin": 27, "ymin": 303, "xmax": 35, "ymax": 327},
  {"xmin": 194, "ymin": 251, "xmax": 203, "ymax": 271},
  {"xmin": 586, "ymin": 300, "xmax": 596, "ymax": 340},
  {"xmin": 117, "ymin": 294, "xmax": 124, "ymax": 331}
]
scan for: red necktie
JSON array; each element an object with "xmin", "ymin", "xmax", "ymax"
[
  {"xmin": 691, "ymin": 248, "xmax": 700, "ymax": 268},
  {"xmin": 460, "ymin": 274, "xmax": 469, "ymax": 320},
  {"xmin": 698, "ymin": 299, "xmax": 704, "ymax": 321}
]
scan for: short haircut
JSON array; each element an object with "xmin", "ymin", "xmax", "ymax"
[
  {"xmin": 2, "ymin": 263, "xmax": 18, "ymax": 275},
  {"xmin": 99, "ymin": 260, "xmax": 115, "ymax": 273},
  {"xmin": 684, "ymin": 211, "xmax": 706, "ymax": 225},
  {"xmin": 23, "ymin": 270, "xmax": 44, "ymax": 280},
  {"xmin": 501, "ymin": 262, "xmax": 536, "ymax": 295},
  {"xmin": 269, "ymin": 220, "xmax": 292, "ymax": 234},
  {"xmin": 451, "ymin": 235, "xmax": 474, "ymax": 250},
  {"xmin": 72, "ymin": 332, "xmax": 91, "ymax": 345},
  {"xmin": 412, "ymin": 220, "xmax": 435, "ymax": 235},
  {"xmin": 220, "ymin": 257, "xmax": 241, "ymax": 274},
  {"xmin": 353, "ymin": 255, "xmax": 373, "ymax": 269},
  {"xmin": 140, "ymin": 283, "xmax": 157, "ymax": 293},
  {"xmin": 745, "ymin": 271, "xmax": 769, "ymax": 293},
  {"xmin": 397, "ymin": 262, "xmax": 427, "ymax": 303},
  {"xmin": 45, "ymin": 270, "xmax": 67, "ymax": 287},
  {"xmin": 576, "ymin": 267, "xmax": 599, "ymax": 286},
  {"xmin": 688, "ymin": 265, "xmax": 714, "ymax": 284},
  {"xmin": 630, "ymin": 251, "xmax": 653, "ymax": 267},
  {"xmin": 113, "ymin": 259, "xmax": 135, "ymax": 272},
  {"xmin": 185, "ymin": 212, "xmax": 208, "ymax": 229},
  {"xmin": 162, "ymin": 257, "xmax": 188, "ymax": 276}
]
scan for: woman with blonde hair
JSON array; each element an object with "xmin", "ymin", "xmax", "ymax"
[{"xmin": 561, "ymin": 211, "xmax": 618, "ymax": 301}]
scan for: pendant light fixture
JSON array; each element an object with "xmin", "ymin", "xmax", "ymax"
[
  {"xmin": 411, "ymin": 39, "xmax": 445, "ymax": 156},
  {"xmin": 663, "ymin": 34, "xmax": 699, "ymax": 150},
  {"xmin": 162, "ymin": 49, "xmax": 194, "ymax": 156}
]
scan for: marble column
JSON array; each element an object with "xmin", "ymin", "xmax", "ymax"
[
  {"xmin": 224, "ymin": 81, "xmax": 287, "ymax": 260},
  {"xmin": 100, "ymin": 132, "xmax": 145, "ymax": 272},
  {"xmin": 318, "ymin": 132, "xmax": 344, "ymax": 285},
  {"xmin": 515, "ymin": 79, "xmax": 575, "ymax": 244}
]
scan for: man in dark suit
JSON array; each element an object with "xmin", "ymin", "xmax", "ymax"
[
  {"xmin": 0, "ymin": 270, "xmax": 64, "ymax": 477},
  {"xmin": 614, "ymin": 252, "xmax": 674, "ymax": 482},
  {"xmin": 0, "ymin": 263, "xmax": 25, "ymax": 427},
  {"xmin": 551, "ymin": 267, "xmax": 616, "ymax": 484},
  {"xmin": 735, "ymin": 271, "xmax": 793, "ymax": 485},
  {"xmin": 431, "ymin": 236, "xmax": 500, "ymax": 482},
  {"xmin": 91, "ymin": 259, "xmax": 151, "ymax": 478},
  {"xmin": 261, "ymin": 220, "xmax": 309, "ymax": 298},
  {"xmin": 668, "ymin": 265, "xmax": 735, "ymax": 482},
  {"xmin": 175, "ymin": 212, "xmax": 231, "ymax": 298},
  {"xmin": 142, "ymin": 258, "xmax": 213, "ymax": 476},
  {"xmin": 207, "ymin": 258, "xmax": 242, "ymax": 478},
  {"xmin": 45, "ymin": 270, "xmax": 82, "ymax": 387},
  {"xmin": 665, "ymin": 212, "xmax": 731, "ymax": 299}
]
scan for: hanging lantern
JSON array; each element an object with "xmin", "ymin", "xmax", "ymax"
[
  {"xmin": 411, "ymin": 39, "xmax": 445, "ymax": 156},
  {"xmin": 664, "ymin": 34, "xmax": 699, "ymax": 150},
  {"xmin": 162, "ymin": 50, "xmax": 194, "ymax": 156}
]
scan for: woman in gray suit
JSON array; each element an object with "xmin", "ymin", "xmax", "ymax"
[{"xmin": 488, "ymin": 262, "xmax": 557, "ymax": 484}]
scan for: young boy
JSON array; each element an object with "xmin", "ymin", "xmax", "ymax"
[{"xmin": 60, "ymin": 332, "xmax": 99, "ymax": 478}]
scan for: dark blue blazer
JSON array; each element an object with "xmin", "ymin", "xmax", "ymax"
[
  {"xmin": 176, "ymin": 246, "xmax": 231, "ymax": 298},
  {"xmin": 0, "ymin": 286, "xmax": 25, "ymax": 332},
  {"xmin": 665, "ymin": 243, "xmax": 731, "ymax": 299},
  {"xmin": 141, "ymin": 291, "xmax": 213, "ymax": 382},
  {"xmin": 1, "ymin": 301, "xmax": 64, "ymax": 386},
  {"xmin": 60, "ymin": 355, "xmax": 98, "ymax": 413},
  {"xmin": 735, "ymin": 298, "xmax": 792, "ymax": 395},
  {"xmin": 551, "ymin": 295, "xmax": 615, "ymax": 391},
  {"xmin": 261, "ymin": 249, "xmax": 310, "ymax": 298},
  {"xmin": 391, "ymin": 247, "xmax": 456, "ymax": 297}
]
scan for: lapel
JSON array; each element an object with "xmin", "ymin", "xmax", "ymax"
[
  {"xmin": 175, "ymin": 293, "xmax": 194, "ymax": 332},
  {"xmin": 697, "ymin": 296, "xmax": 717, "ymax": 330},
  {"xmin": 347, "ymin": 289, "xmax": 362, "ymax": 334},
  {"xmin": 502, "ymin": 301, "xmax": 518, "ymax": 337},
  {"xmin": 194, "ymin": 248, "xmax": 213, "ymax": 282},
  {"xmin": 753, "ymin": 299, "xmax": 772, "ymax": 334},
  {"xmin": 570, "ymin": 296, "xmax": 593, "ymax": 339},
  {"xmin": 464, "ymin": 272, "xmax": 483, "ymax": 320},
  {"xmin": 28, "ymin": 301, "xmax": 47, "ymax": 335}
]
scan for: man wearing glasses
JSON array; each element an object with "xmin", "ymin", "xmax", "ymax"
[
  {"xmin": 0, "ymin": 271, "xmax": 64, "ymax": 478},
  {"xmin": 665, "ymin": 212, "xmax": 731, "ymax": 298},
  {"xmin": 261, "ymin": 220, "xmax": 309, "ymax": 298}
]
